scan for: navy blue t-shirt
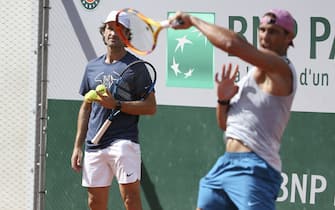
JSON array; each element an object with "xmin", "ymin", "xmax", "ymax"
[{"xmin": 79, "ymin": 52, "xmax": 153, "ymax": 151}]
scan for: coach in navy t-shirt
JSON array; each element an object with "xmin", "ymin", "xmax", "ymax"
[{"xmin": 71, "ymin": 10, "xmax": 156, "ymax": 210}]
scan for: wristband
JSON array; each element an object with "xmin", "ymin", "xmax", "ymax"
[
  {"xmin": 217, "ymin": 99, "xmax": 230, "ymax": 106},
  {"xmin": 115, "ymin": 100, "xmax": 122, "ymax": 110}
]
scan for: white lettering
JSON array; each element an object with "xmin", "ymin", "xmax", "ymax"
[
  {"xmin": 278, "ymin": 172, "xmax": 328, "ymax": 205},
  {"xmin": 291, "ymin": 173, "xmax": 307, "ymax": 203},
  {"xmin": 310, "ymin": 175, "xmax": 327, "ymax": 204},
  {"xmin": 277, "ymin": 173, "xmax": 288, "ymax": 202}
]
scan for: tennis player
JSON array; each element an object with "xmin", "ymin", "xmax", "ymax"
[
  {"xmin": 71, "ymin": 10, "xmax": 156, "ymax": 210},
  {"xmin": 171, "ymin": 9, "xmax": 297, "ymax": 210}
]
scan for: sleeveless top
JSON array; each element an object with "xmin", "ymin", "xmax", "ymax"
[{"xmin": 225, "ymin": 57, "xmax": 297, "ymax": 172}]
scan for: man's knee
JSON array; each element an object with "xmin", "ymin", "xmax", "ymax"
[
  {"xmin": 120, "ymin": 181, "xmax": 142, "ymax": 210},
  {"xmin": 87, "ymin": 187, "xmax": 109, "ymax": 210},
  {"xmin": 88, "ymin": 196, "xmax": 107, "ymax": 210}
]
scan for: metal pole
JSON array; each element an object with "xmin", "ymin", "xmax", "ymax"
[{"xmin": 34, "ymin": 0, "xmax": 50, "ymax": 210}]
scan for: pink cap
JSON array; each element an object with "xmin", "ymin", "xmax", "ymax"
[{"xmin": 261, "ymin": 9, "xmax": 295, "ymax": 35}]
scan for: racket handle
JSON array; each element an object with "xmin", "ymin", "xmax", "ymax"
[
  {"xmin": 160, "ymin": 20, "xmax": 170, "ymax": 28},
  {"xmin": 91, "ymin": 119, "xmax": 112, "ymax": 145},
  {"xmin": 167, "ymin": 18, "xmax": 184, "ymax": 28},
  {"xmin": 160, "ymin": 18, "xmax": 184, "ymax": 28}
]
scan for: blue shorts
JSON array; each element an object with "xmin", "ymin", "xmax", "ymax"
[{"xmin": 197, "ymin": 152, "xmax": 282, "ymax": 210}]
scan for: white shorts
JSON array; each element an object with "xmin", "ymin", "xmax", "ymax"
[{"xmin": 82, "ymin": 140, "xmax": 141, "ymax": 187}]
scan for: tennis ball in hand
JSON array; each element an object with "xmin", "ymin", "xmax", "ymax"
[
  {"xmin": 84, "ymin": 90, "xmax": 100, "ymax": 103},
  {"xmin": 95, "ymin": 84, "xmax": 107, "ymax": 96}
]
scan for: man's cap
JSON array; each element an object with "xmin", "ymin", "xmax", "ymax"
[
  {"xmin": 104, "ymin": 10, "xmax": 130, "ymax": 29},
  {"xmin": 261, "ymin": 9, "xmax": 295, "ymax": 46},
  {"xmin": 261, "ymin": 9, "xmax": 295, "ymax": 34}
]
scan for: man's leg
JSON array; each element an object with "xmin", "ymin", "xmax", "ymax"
[
  {"xmin": 87, "ymin": 186, "xmax": 109, "ymax": 210},
  {"xmin": 119, "ymin": 179, "xmax": 142, "ymax": 210},
  {"xmin": 197, "ymin": 185, "xmax": 237, "ymax": 210}
]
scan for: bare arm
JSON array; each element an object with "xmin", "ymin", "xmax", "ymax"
[
  {"xmin": 172, "ymin": 12, "xmax": 293, "ymax": 95},
  {"xmin": 119, "ymin": 92, "xmax": 156, "ymax": 115},
  {"xmin": 71, "ymin": 101, "xmax": 91, "ymax": 172},
  {"xmin": 97, "ymin": 90, "xmax": 157, "ymax": 116},
  {"xmin": 173, "ymin": 13, "xmax": 287, "ymax": 71},
  {"xmin": 216, "ymin": 102, "xmax": 230, "ymax": 131}
]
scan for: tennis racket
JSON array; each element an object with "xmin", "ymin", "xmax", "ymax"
[
  {"xmin": 91, "ymin": 60, "xmax": 157, "ymax": 145},
  {"xmin": 115, "ymin": 8, "xmax": 183, "ymax": 55}
]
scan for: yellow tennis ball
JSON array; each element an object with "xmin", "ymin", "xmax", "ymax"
[
  {"xmin": 84, "ymin": 90, "xmax": 100, "ymax": 103},
  {"xmin": 95, "ymin": 84, "xmax": 107, "ymax": 96}
]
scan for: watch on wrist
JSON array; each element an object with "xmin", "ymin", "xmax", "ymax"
[
  {"xmin": 115, "ymin": 100, "xmax": 122, "ymax": 110},
  {"xmin": 217, "ymin": 99, "xmax": 230, "ymax": 106}
]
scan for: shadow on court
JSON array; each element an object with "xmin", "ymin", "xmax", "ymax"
[{"xmin": 141, "ymin": 163, "xmax": 163, "ymax": 210}]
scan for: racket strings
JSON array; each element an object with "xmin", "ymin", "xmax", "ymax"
[
  {"xmin": 141, "ymin": 63, "xmax": 156, "ymax": 98},
  {"xmin": 117, "ymin": 9, "xmax": 156, "ymax": 54},
  {"xmin": 112, "ymin": 61, "xmax": 156, "ymax": 101}
]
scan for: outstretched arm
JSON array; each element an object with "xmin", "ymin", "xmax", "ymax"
[
  {"xmin": 171, "ymin": 12, "xmax": 254, "ymax": 60},
  {"xmin": 171, "ymin": 12, "xmax": 293, "ymax": 96}
]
